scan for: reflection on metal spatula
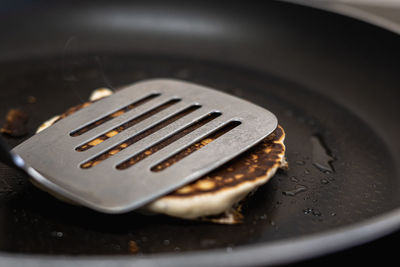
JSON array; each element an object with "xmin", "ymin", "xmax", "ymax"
[{"xmin": 2, "ymin": 79, "xmax": 277, "ymax": 213}]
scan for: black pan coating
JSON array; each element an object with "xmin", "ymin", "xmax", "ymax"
[{"xmin": 0, "ymin": 0, "xmax": 399, "ymax": 265}]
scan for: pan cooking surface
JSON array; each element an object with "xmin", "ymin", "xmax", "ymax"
[
  {"xmin": 0, "ymin": 1, "xmax": 400, "ymax": 265},
  {"xmin": 0, "ymin": 55, "xmax": 398, "ymax": 255}
]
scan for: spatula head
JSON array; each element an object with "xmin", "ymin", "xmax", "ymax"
[{"xmin": 12, "ymin": 79, "xmax": 277, "ymax": 213}]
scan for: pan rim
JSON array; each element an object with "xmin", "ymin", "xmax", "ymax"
[
  {"xmin": 284, "ymin": 0, "xmax": 400, "ymax": 35},
  {"xmin": 1, "ymin": 206, "xmax": 399, "ymax": 266}
]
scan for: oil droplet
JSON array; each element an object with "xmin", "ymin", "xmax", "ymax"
[
  {"xmin": 51, "ymin": 231, "xmax": 63, "ymax": 238},
  {"xmin": 310, "ymin": 135, "xmax": 335, "ymax": 173},
  {"xmin": 304, "ymin": 169, "xmax": 310, "ymax": 174},
  {"xmin": 320, "ymin": 179, "xmax": 329, "ymax": 184},
  {"xmin": 290, "ymin": 176, "xmax": 299, "ymax": 183},
  {"xmin": 295, "ymin": 160, "xmax": 305, "ymax": 166},
  {"xmin": 303, "ymin": 208, "xmax": 312, "ymax": 214},
  {"xmin": 312, "ymin": 209, "xmax": 322, "ymax": 216},
  {"xmin": 331, "ymin": 212, "xmax": 337, "ymax": 216},
  {"xmin": 163, "ymin": 240, "xmax": 170, "ymax": 246},
  {"xmin": 270, "ymin": 220, "xmax": 276, "ymax": 226},
  {"xmin": 303, "ymin": 208, "xmax": 322, "ymax": 216},
  {"xmin": 282, "ymin": 185, "xmax": 307, "ymax": 196},
  {"xmin": 259, "ymin": 214, "xmax": 267, "ymax": 220}
]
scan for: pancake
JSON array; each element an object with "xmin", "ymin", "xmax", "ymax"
[{"xmin": 36, "ymin": 88, "xmax": 287, "ymax": 224}]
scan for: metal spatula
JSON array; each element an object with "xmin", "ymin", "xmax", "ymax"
[{"xmin": 2, "ymin": 79, "xmax": 277, "ymax": 213}]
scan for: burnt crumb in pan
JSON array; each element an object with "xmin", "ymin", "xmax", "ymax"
[
  {"xmin": 201, "ymin": 205, "xmax": 245, "ymax": 224},
  {"xmin": 0, "ymin": 108, "xmax": 29, "ymax": 137},
  {"xmin": 128, "ymin": 240, "xmax": 140, "ymax": 254}
]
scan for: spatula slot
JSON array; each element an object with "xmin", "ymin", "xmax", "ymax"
[
  {"xmin": 150, "ymin": 120, "xmax": 241, "ymax": 172},
  {"xmin": 116, "ymin": 112, "xmax": 222, "ymax": 170},
  {"xmin": 75, "ymin": 98, "xmax": 181, "ymax": 152},
  {"xmin": 70, "ymin": 93, "xmax": 160, "ymax": 137},
  {"xmin": 80, "ymin": 104, "xmax": 202, "ymax": 169}
]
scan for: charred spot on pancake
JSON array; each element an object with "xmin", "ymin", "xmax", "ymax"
[
  {"xmin": 80, "ymin": 105, "xmax": 205, "ymax": 169},
  {"xmin": 166, "ymin": 125, "xmax": 285, "ymax": 197},
  {"xmin": 54, "ymin": 102, "xmax": 92, "ymax": 124},
  {"xmin": 116, "ymin": 111, "xmax": 220, "ymax": 170},
  {"xmin": 0, "ymin": 108, "xmax": 29, "ymax": 137},
  {"xmin": 151, "ymin": 121, "xmax": 241, "ymax": 172},
  {"xmin": 71, "ymin": 93, "xmax": 160, "ymax": 137}
]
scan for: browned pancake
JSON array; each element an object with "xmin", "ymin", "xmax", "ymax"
[
  {"xmin": 145, "ymin": 125, "xmax": 286, "ymax": 223},
  {"xmin": 168, "ymin": 126, "xmax": 285, "ymax": 197}
]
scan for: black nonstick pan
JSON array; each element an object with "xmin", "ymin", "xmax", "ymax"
[{"xmin": 0, "ymin": 1, "xmax": 399, "ymax": 266}]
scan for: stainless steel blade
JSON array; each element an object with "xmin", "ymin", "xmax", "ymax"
[{"xmin": 12, "ymin": 79, "xmax": 278, "ymax": 213}]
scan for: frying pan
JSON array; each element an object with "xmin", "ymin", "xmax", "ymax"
[{"xmin": 0, "ymin": 0, "xmax": 399, "ymax": 266}]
